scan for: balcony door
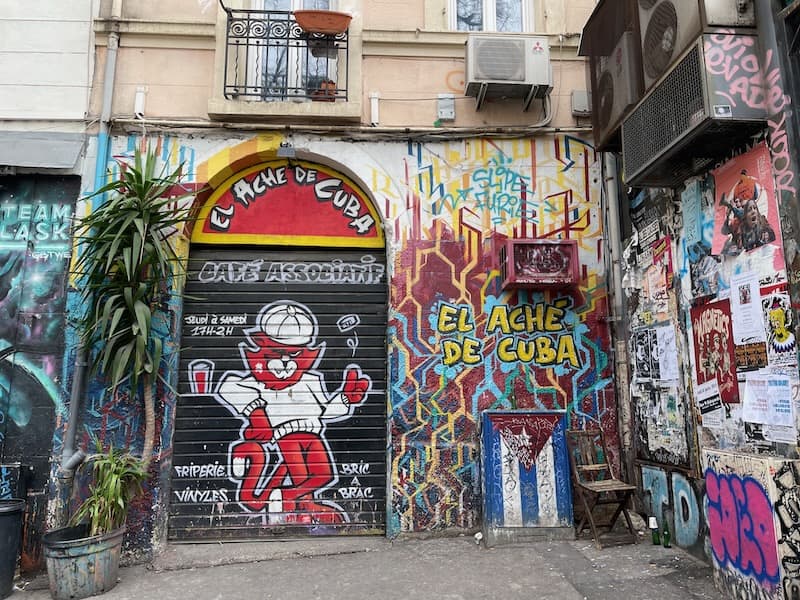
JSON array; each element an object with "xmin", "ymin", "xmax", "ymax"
[{"xmin": 259, "ymin": 0, "xmax": 335, "ymax": 100}]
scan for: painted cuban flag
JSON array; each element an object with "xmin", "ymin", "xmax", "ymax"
[{"xmin": 481, "ymin": 410, "xmax": 573, "ymax": 528}]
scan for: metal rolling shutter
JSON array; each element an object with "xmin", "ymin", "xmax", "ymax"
[{"xmin": 169, "ymin": 247, "xmax": 387, "ymax": 540}]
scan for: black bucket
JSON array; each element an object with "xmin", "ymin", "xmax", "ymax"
[{"xmin": 0, "ymin": 498, "xmax": 25, "ymax": 600}]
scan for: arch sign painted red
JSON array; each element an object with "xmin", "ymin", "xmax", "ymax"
[{"xmin": 194, "ymin": 160, "xmax": 384, "ymax": 248}]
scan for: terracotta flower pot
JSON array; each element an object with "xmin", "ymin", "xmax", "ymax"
[{"xmin": 293, "ymin": 10, "xmax": 352, "ymax": 35}]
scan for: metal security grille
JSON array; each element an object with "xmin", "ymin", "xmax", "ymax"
[
  {"xmin": 622, "ymin": 42, "xmax": 704, "ymax": 183},
  {"xmin": 169, "ymin": 247, "xmax": 387, "ymax": 540},
  {"xmin": 221, "ymin": 8, "xmax": 350, "ymax": 102}
]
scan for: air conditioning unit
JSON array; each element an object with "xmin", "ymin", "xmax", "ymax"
[
  {"xmin": 499, "ymin": 239, "xmax": 579, "ymax": 289},
  {"xmin": 638, "ymin": 0, "xmax": 702, "ymax": 92},
  {"xmin": 621, "ymin": 34, "xmax": 766, "ymax": 187},
  {"xmin": 703, "ymin": 0, "xmax": 756, "ymax": 27},
  {"xmin": 638, "ymin": 0, "xmax": 757, "ymax": 92},
  {"xmin": 465, "ymin": 35, "xmax": 553, "ymax": 111},
  {"xmin": 593, "ymin": 31, "xmax": 639, "ymax": 150}
]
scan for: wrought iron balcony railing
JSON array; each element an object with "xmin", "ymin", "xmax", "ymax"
[{"xmin": 221, "ymin": 8, "xmax": 349, "ymax": 103}]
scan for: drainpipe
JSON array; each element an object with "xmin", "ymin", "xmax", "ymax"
[
  {"xmin": 602, "ymin": 153, "xmax": 634, "ymax": 479},
  {"xmin": 54, "ymin": 0, "xmax": 123, "ymax": 527},
  {"xmin": 94, "ymin": 0, "xmax": 121, "ymax": 192}
]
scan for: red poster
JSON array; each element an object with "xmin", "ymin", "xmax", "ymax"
[
  {"xmin": 711, "ymin": 143, "xmax": 781, "ymax": 258},
  {"xmin": 691, "ymin": 300, "xmax": 739, "ymax": 404}
]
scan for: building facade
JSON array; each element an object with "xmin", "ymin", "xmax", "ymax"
[{"xmin": 1, "ymin": 0, "xmax": 616, "ymax": 567}]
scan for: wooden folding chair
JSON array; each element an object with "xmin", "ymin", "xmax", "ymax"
[{"xmin": 566, "ymin": 428, "xmax": 638, "ymax": 549}]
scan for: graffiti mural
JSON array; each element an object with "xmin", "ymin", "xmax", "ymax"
[
  {"xmin": 773, "ymin": 462, "xmax": 800, "ymax": 600},
  {"xmin": 387, "ymin": 136, "xmax": 613, "ymax": 534},
  {"xmin": 640, "ymin": 465, "xmax": 704, "ymax": 557},
  {"xmin": 481, "ymin": 411, "xmax": 573, "ymax": 536},
  {"xmin": 214, "ymin": 300, "xmax": 371, "ymax": 524},
  {"xmin": 0, "ymin": 175, "xmax": 75, "ymax": 570},
  {"xmin": 704, "ymin": 450, "xmax": 787, "ymax": 600},
  {"xmin": 171, "ymin": 242, "xmax": 387, "ymax": 538}
]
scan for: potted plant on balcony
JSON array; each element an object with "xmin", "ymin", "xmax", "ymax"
[
  {"xmin": 41, "ymin": 146, "xmax": 193, "ymax": 600},
  {"xmin": 293, "ymin": 9, "xmax": 351, "ymax": 35}
]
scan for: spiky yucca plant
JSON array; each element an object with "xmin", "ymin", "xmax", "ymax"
[
  {"xmin": 68, "ymin": 443, "xmax": 146, "ymax": 536},
  {"xmin": 74, "ymin": 146, "xmax": 193, "ymax": 468}
]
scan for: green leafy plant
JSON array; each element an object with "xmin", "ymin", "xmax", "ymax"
[
  {"xmin": 68, "ymin": 444, "xmax": 146, "ymax": 536},
  {"xmin": 73, "ymin": 146, "xmax": 194, "ymax": 468}
]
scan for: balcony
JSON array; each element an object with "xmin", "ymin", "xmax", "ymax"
[{"xmin": 210, "ymin": 7, "xmax": 361, "ymax": 122}]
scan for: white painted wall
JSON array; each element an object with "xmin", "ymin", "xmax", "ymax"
[{"xmin": 0, "ymin": 1, "xmax": 95, "ymax": 120}]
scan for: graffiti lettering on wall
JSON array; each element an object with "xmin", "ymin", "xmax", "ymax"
[
  {"xmin": 640, "ymin": 466, "xmax": 703, "ymax": 552},
  {"xmin": 435, "ymin": 299, "xmax": 581, "ymax": 369},
  {"xmin": 208, "ymin": 300, "xmax": 371, "ymax": 524},
  {"xmin": 0, "ymin": 177, "xmax": 74, "ymax": 467},
  {"xmin": 389, "ymin": 136, "xmax": 611, "ymax": 534},
  {"xmin": 0, "ymin": 203, "xmax": 72, "ymax": 245},
  {"xmin": 704, "ymin": 33, "xmax": 765, "ymax": 111},
  {"xmin": 403, "ymin": 137, "xmax": 596, "ymax": 236},
  {"xmin": 172, "ymin": 461, "xmax": 229, "ymax": 503},
  {"xmin": 773, "ymin": 462, "xmax": 800, "ymax": 599},
  {"xmin": 705, "ymin": 468, "xmax": 780, "ymax": 587},
  {"xmin": 0, "ymin": 465, "xmax": 14, "ymax": 499},
  {"xmin": 197, "ymin": 256, "xmax": 385, "ymax": 285}
]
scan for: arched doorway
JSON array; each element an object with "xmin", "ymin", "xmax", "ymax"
[{"xmin": 169, "ymin": 158, "xmax": 387, "ymax": 539}]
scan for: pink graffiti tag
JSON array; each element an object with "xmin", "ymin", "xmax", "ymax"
[
  {"xmin": 704, "ymin": 32, "xmax": 765, "ymax": 110},
  {"xmin": 705, "ymin": 469, "xmax": 780, "ymax": 586}
]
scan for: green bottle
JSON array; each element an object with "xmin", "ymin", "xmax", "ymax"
[
  {"xmin": 662, "ymin": 520, "xmax": 671, "ymax": 548},
  {"xmin": 649, "ymin": 517, "xmax": 660, "ymax": 545}
]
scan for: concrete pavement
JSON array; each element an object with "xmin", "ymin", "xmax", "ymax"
[{"xmin": 10, "ymin": 535, "xmax": 719, "ymax": 600}]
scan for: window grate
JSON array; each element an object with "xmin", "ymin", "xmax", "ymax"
[{"xmin": 222, "ymin": 9, "xmax": 349, "ymax": 102}]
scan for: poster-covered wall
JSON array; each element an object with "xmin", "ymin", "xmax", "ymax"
[{"xmin": 626, "ymin": 141, "xmax": 800, "ymax": 571}]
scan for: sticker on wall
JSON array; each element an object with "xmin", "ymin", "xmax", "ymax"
[
  {"xmin": 695, "ymin": 379, "xmax": 724, "ymax": 429},
  {"xmin": 761, "ymin": 285, "xmax": 797, "ymax": 369},
  {"xmin": 193, "ymin": 160, "xmax": 384, "ymax": 248}
]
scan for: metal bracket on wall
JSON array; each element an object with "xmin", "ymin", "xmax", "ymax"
[{"xmin": 475, "ymin": 82, "xmax": 488, "ymax": 111}]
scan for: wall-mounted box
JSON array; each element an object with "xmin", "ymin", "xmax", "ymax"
[{"xmin": 499, "ymin": 239, "xmax": 579, "ymax": 289}]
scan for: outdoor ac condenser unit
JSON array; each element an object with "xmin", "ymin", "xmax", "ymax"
[
  {"xmin": 465, "ymin": 35, "xmax": 553, "ymax": 111},
  {"xmin": 621, "ymin": 33, "xmax": 766, "ymax": 187},
  {"xmin": 637, "ymin": 0, "xmax": 756, "ymax": 92},
  {"xmin": 593, "ymin": 31, "xmax": 639, "ymax": 150}
]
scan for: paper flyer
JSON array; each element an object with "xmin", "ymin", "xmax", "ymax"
[
  {"xmin": 691, "ymin": 300, "xmax": 738, "ymax": 403},
  {"xmin": 655, "ymin": 325, "xmax": 679, "ymax": 381},
  {"xmin": 730, "ymin": 271, "xmax": 768, "ymax": 370},
  {"xmin": 695, "ymin": 378, "xmax": 723, "ymax": 415},
  {"xmin": 682, "ymin": 180, "xmax": 702, "ymax": 247},
  {"xmin": 742, "ymin": 372, "xmax": 794, "ymax": 427}
]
